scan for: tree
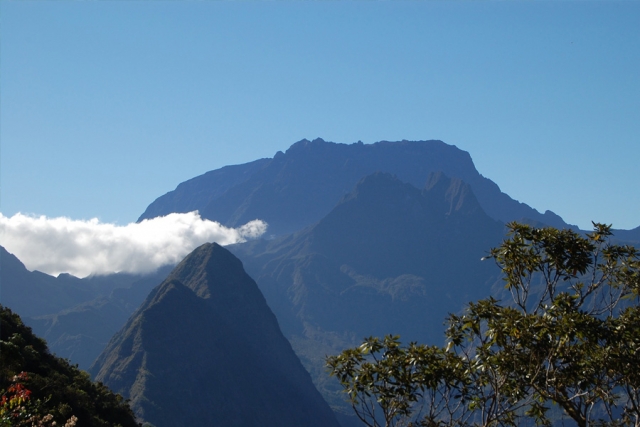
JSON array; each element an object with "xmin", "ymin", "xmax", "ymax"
[
  {"xmin": 327, "ymin": 222, "xmax": 640, "ymax": 427},
  {"xmin": 0, "ymin": 305, "xmax": 140, "ymax": 427}
]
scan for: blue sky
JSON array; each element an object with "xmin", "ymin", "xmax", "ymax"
[{"xmin": 2, "ymin": 0, "xmax": 639, "ymax": 230}]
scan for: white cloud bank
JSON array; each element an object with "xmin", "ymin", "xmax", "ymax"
[{"xmin": 0, "ymin": 212, "xmax": 267, "ymax": 278}]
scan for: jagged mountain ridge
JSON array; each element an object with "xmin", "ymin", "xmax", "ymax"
[
  {"xmin": 0, "ymin": 244, "xmax": 172, "ymax": 370},
  {"xmin": 90, "ymin": 242, "xmax": 340, "ymax": 427},
  {"xmin": 0, "ymin": 246, "xmax": 114, "ymax": 318},
  {"xmin": 0, "ymin": 245, "xmax": 166, "ymax": 320},
  {"xmin": 233, "ymin": 172, "xmax": 505, "ymax": 341},
  {"xmin": 228, "ymin": 172, "xmax": 507, "ymax": 416},
  {"xmin": 139, "ymin": 138, "xmax": 571, "ymax": 236}
]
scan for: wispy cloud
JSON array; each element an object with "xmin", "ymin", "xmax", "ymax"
[{"xmin": 0, "ymin": 212, "xmax": 266, "ymax": 278}]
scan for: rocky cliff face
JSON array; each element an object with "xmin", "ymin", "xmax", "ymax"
[{"xmin": 90, "ymin": 243, "xmax": 339, "ymax": 427}]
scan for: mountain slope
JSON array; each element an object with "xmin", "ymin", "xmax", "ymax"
[
  {"xmin": 234, "ymin": 172, "xmax": 505, "ymax": 337},
  {"xmin": 229, "ymin": 172, "xmax": 506, "ymax": 415},
  {"xmin": 26, "ymin": 266, "xmax": 172, "ymax": 371},
  {"xmin": 0, "ymin": 245, "xmax": 156, "ymax": 319},
  {"xmin": 0, "ymin": 246, "xmax": 98, "ymax": 318},
  {"xmin": 1, "ymin": 244, "xmax": 173, "ymax": 369},
  {"xmin": 1, "ymin": 305, "xmax": 139, "ymax": 427},
  {"xmin": 139, "ymin": 157, "xmax": 270, "ymax": 220},
  {"xmin": 90, "ymin": 243, "xmax": 339, "ymax": 427},
  {"xmin": 612, "ymin": 225, "xmax": 640, "ymax": 244},
  {"xmin": 139, "ymin": 138, "xmax": 571, "ymax": 236}
]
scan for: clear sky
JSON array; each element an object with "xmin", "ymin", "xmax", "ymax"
[{"xmin": 2, "ymin": 0, "xmax": 639, "ymax": 230}]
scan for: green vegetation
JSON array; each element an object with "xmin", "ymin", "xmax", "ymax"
[
  {"xmin": 1, "ymin": 305, "xmax": 139, "ymax": 427},
  {"xmin": 327, "ymin": 223, "xmax": 640, "ymax": 427}
]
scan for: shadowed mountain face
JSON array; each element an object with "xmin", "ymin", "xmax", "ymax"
[
  {"xmin": 90, "ymin": 243, "xmax": 340, "ymax": 427},
  {"xmin": 0, "ymin": 245, "xmax": 169, "ymax": 320},
  {"xmin": 25, "ymin": 267, "xmax": 173, "ymax": 371},
  {"xmin": 234, "ymin": 172, "xmax": 505, "ymax": 339},
  {"xmin": 138, "ymin": 157, "xmax": 271, "ymax": 220},
  {"xmin": 139, "ymin": 139, "xmax": 570, "ymax": 236},
  {"xmin": 229, "ymin": 172, "xmax": 506, "ymax": 415},
  {"xmin": 612, "ymin": 225, "xmax": 640, "ymax": 244},
  {"xmin": 0, "ymin": 246, "xmax": 113, "ymax": 318},
  {"xmin": 0, "ymin": 244, "xmax": 172, "ymax": 370}
]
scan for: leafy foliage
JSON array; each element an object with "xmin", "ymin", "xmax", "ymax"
[
  {"xmin": 0, "ymin": 305, "xmax": 139, "ymax": 427},
  {"xmin": 327, "ymin": 223, "xmax": 640, "ymax": 427},
  {"xmin": 1, "ymin": 372, "xmax": 79, "ymax": 427}
]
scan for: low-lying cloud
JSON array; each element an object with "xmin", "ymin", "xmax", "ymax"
[{"xmin": 0, "ymin": 212, "xmax": 267, "ymax": 278}]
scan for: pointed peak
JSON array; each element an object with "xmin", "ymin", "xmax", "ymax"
[
  {"xmin": 285, "ymin": 137, "xmax": 333, "ymax": 154},
  {"xmin": 424, "ymin": 172, "xmax": 481, "ymax": 215},
  {"xmin": 425, "ymin": 171, "xmax": 470, "ymax": 196},
  {"xmin": 91, "ymin": 241, "xmax": 340, "ymax": 427},
  {"xmin": 180, "ymin": 241, "xmax": 235, "ymax": 261},
  {"xmin": 347, "ymin": 172, "xmax": 415, "ymax": 199},
  {"xmin": 425, "ymin": 171, "xmax": 451, "ymax": 190},
  {"xmin": 0, "ymin": 245, "xmax": 27, "ymax": 271},
  {"xmin": 327, "ymin": 172, "xmax": 422, "ymax": 215},
  {"xmin": 163, "ymin": 243, "xmax": 243, "ymax": 298}
]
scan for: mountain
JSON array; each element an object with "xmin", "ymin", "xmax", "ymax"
[
  {"xmin": 228, "ymin": 172, "xmax": 506, "ymax": 417},
  {"xmin": 139, "ymin": 138, "xmax": 571, "ymax": 236},
  {"xmin": 0, "ymin": 246, "xmax": 102, "ymax": 318},
  {"xmin": 139, "ymin": 158, "xmax": 270, "ymax": 220},
  {"xmin": 26, "ymin": 266, "xmax": 173, "ymax": 371},
  {"xmin": 233, "ymin": 172, "xmax": 505, "ymax": 340},
  {"xmin": 0, "ymin": 245, "xmax": 157, "ymax": 319},
  {"xmin": 90, "ymin": 243, "xmax": 340, "ymax": 427},
  {"xmin": 0, "ymin": 244, "xmax": 173, "ymax": 369},
  {"xmin": 1, "ymin": 305, "xmax": 139, "ymax": 427},
  {"xmin": 612, "ymin": 225, "xmax": 640, "ymax": 244}
]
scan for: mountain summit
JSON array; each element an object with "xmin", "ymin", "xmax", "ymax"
[
  {"xmin": 139, "ymin": 139, "xmax": 570, "ymax": 236},
  {"xmin": 90, "ymin": 243, "xmax": 339, "ymax": 427}
]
